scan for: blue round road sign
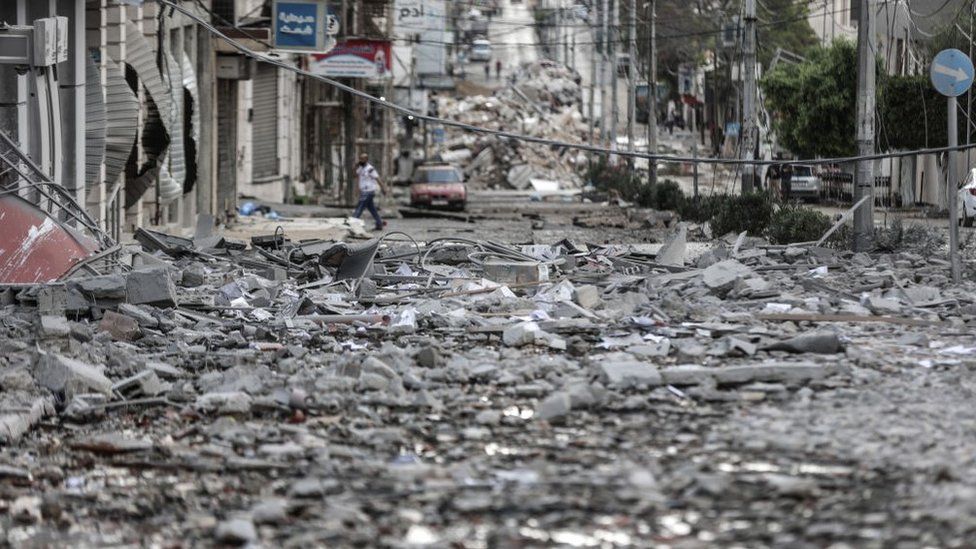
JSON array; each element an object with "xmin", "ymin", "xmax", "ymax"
[{"xmin": 931, "ymin": 49, "xmax": 975, "ymax": 97}]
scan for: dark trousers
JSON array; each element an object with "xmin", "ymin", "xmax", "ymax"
[{"xmin": 354, "ymin": 191, "xmax": 383, "ymax": 228}]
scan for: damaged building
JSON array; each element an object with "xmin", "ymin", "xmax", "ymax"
[{"xmin": 0, "ymin": 0, "xmax": 395, "ymax": 284}]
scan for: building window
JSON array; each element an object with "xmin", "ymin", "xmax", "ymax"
[{"xmin": 211, "ymin": 0, "xmax": 235, "ymax": 24}]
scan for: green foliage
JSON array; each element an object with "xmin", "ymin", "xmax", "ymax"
[
  {"xmin": 766, "ymin": 203, "xmax": 833, "ymax": 244},
  {"xmin": 586, "ymin": 162, "xmax": 683, "ymax": 209},
  {"xmin": 761, "ymin": 40, "xmax": 858, "ymax": 158},
  {"xmin": 586, "ymin": 159, "xmax": 645, "ymax": 203},
  {"xmin": 677, "ymin": 194, "xmax": 726, "ymax": 223},
  {"xmin": 650, "ymin": 180, "xmax": 685, "ymax": 211},
  {"xmin": 585, "ymin": 162, "xmax": 829, "ymax": 244},
  {"xmin": 757, "ymin": 0, "xmax": 819, "ymax": 66},
  {"xmin": 878, "ymin": 75, "xmax": 947, "ymax": 150},
  {"xmin": 710, "ymin": 193, "xmax": 775, "ymax": 236}
]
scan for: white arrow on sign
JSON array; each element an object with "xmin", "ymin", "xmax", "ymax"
[{"xmin": 934, "ymin": 63, "xmax": 970, "ymax": 83}]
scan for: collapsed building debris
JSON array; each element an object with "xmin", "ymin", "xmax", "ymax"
[
  {"xmin": 433, "ymin": 61, "xmax": 589, "ymax": 191},
  {"xmin": 3, "ymin": 211, "xmax": 976, "ymax": 544}
]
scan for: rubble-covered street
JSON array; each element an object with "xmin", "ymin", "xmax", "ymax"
[
  {"xmin": 6, "ymin": 0, "xmax": 976, "ymax": 546},
  {"xmin": 4, "ymin": 210, "xmax": 976, "ymax": 547}
]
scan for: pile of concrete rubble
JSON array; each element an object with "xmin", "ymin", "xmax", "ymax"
[
  {"xmin": 3, "ymin": 218, "xmax": 976, "ymax": 545},
  {"xmin": 437, "ymin": 61, "xmax": 589, "ymax": 191}
]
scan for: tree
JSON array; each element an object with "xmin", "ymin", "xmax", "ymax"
[
  {"xmin": 756, "ymin": 0, "xmax": 818, "ymax": 66},
  {"xmin": 877, "ymin": 74, "xmax": 953, "ymax": 151},
  {"xmin": 761, "ymin": 40, "xmax": 858, "ymax": 158}
]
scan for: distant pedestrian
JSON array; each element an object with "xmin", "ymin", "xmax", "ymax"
[
  {"xmin": 781, "ymin": 163, "xmax": 793, "ymax": 201},
  {"xmin": 484, "ymin": 63, "xmax": 490, "ymax": 80},
  {"xmin": 353, "ymin": 153, "xmax": 387, "ymax": 231},
  {"xmin": 495, "ymin": 59, "xmax": 502, "ymax": 79}
]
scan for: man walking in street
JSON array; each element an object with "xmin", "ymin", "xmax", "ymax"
[
  {"xmin": 354, "ymin": 153, "xmax": 387, "ymax": 231},
  {"xmin": 780, "ymin": 162, "xmax": 793, "ymax": 202},
  {"xmin": 484, "ymin": 62, "xmax": 490, "ymax": 81},
  {"xmin": 495, "ymin": 59, "xmax": 502, "ymax": 80}
]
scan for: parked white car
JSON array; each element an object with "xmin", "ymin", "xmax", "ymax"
[
  {"xmin": 958, "ymin": 168, "xmax": 976, "ymax": 227},
  {"xmin": 469, "ymin": 39, "xmax": 492, "ymax": 62}
]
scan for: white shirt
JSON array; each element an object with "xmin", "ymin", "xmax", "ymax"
[{"xmin": 356, "ymin": 163, "xmax": 380, "ymax": 193}]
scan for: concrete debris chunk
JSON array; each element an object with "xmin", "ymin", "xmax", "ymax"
[
  {"xmin": 483, "ymin": 260, "xmax": 548, "ymax": 284},
  {"xmin": 195, "ymin": 392, "xmax": 253, "ymax": 415},
  {"xmin": 32, "ymin": 352, "xmax": 112, "ymax": 397},
  {"xmin": 535, "ymin": 391, "xmax": 572, "ymax": 422},
  {"xmin": 118, "ymin": 303, "xmax": 159, "ymax": 328},
  {"xmin": 215, "ymin": 517, "xmax": 257, "ymax": 545},
  {"xmin": 98, "ymin": 310, "xmax": 142, "ymax": 341},
  {"xmin": 765, "ymin": 331, "xmax": 843, "ymax": 354},
  {"xmin": 573, "ymin": 284, "xmax": 600, "ymax": 309},
  {"xmin": 712, "ymin": 363, "xmax": 832, "ymax": 385},
  {"xmin": 10, "ymin": 495, "xmax": 42, "ymax": 524},
  {"xmin": 37, "ymin": 315, "xmax": 70, "ymax": 338},
  {"xmin": 862, "ymin": 295, "xmax": 903, "ymax": 315},
  {"xmin": 126, "ymin": 268, "xmax": 178, "ymax": 308},
  {"xmin": 598, "ymin": 355, "xmax": 663, "ymax": 388},
  {"xmin": 656, "ymin": 224, "xmax": 687, "ymax": 266},
  {"xmin": 702, "ymin": 260, "xmax": 754, "ymax": 293}
]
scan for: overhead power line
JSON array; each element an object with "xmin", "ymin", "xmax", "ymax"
[{"xmin": 158, "ymin": 0, "xmax": 976, "ymax": 168}]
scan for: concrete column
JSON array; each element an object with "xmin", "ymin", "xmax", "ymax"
[
  {"xmin": 58, "ymin": 0, "xmax": 86, "ymax": 209},
  {"xmin": 125, "ymin": 3, "xmax": 144, "ymax": 232},
  {"xmin": 0, "ymin": 1, "xmax": 29, "ymax": 154},
  {"xmin": 196, "ymin": 23, "xmax": 215, "ymax": 217},
  {"xmin": 85, "ymin": 0, "xmax": 106, "ymax": 227}
]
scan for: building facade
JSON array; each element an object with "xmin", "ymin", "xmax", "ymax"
[{"xmin": 0, "ymin": 0, "xmax": 337, "ymax": 246}]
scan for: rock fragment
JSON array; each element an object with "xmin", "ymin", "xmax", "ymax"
[
  {"xmin": 765, "ymin": 331, "xmax": 843, "ymax": 354},
  {"xmin": 126, "ymin": 267, "xmax": 178, "ymax": 308},
  {"xmin": 215, "ymin": 517, "xmax": 257, "ymax": 545},
  {"xmin": 32, "ymin": 352, "xmax": 112, "ymax": 397}
]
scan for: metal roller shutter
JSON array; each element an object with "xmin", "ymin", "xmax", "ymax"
[
  {"xmin": 85, "ymin": 54, "xmax": 106, "ymax": 190},
  {"xmin": 102, "ymin": 58, "xmax": 138, "ymax": 192},
  {"xmin": 162, "ymin": 50, "xmax": 185, "ymax": 202},
  {"xmin": 251, "ymin": 64, "xmax": 279, "ymax": 180}
]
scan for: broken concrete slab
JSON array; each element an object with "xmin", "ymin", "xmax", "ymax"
[
  {"xmin": 126, "ymin": 268, "xmax": 178, "ymax": 308},
  {"xmin": 195, "ymin": 392, "xmax": 253, "ymax": 415},
  {"xmin": 37, "ymin": 315, "xmax": 70, "ymax": 339},
  {"xmin": 702, "ymin": 260, "xmax": 754, "ymax": 293},
  {"xmin": 118, "ymin": 303, "xmax": 160, "ymax": 328},
  {"xmin": 99, "ymin": 310, "xmax": 142, "ymax": 341},
  {"xmin": 712, "ymin": 363, "xmax": 835, "ymax": 386},
  {"xmin": 32, "ymin": 352, "xmax": 113, "ymax": 397},
  {"xmin": 573, "ymin": 285, "xmax": 600, "ymax": 309},
  {"xmin": 598, "ymin": 356, "xmax": 663, "ymax": 388},
  {"xmin": 656, "ymin": 223, "xmax": 687, "ymax": 266},
  {"xmin": 535, "ymin": 391, "xmax": 572, "ymax": 422},
  {"xmin": 483, "ymin": 260, "xmax": 548, "ymax": 284},
  {"xmin": 765, "ymin": 331, "xmax": 843, "ymax": 354}
]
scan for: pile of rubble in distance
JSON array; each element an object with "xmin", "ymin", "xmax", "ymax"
[
  {"xmin": 2, "ymin": 221, "xmax": 976, "ymax": 546},
  {"xmin": 436, "ymin": 60, "xmax": 590, "ymax": 191}
]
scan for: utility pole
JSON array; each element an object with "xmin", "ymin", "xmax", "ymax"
[
  {"xmin": 648, "ymin": 0, "xmax": 657, "ymax": 186},
  {"xmin": 571, "ymin": 32, "xmax": 576, "ymax": 71},
  {"xmin": 600, "ymin": 0, "xmax": 609, "ymax": 146},
  {"xmin": 563, "ymin": 2, "xmax": 570, "ymax": 66},
  {"xmin": 853, "ymin": 0, "xmax": 875, "ymax": 251},
  {"xmin": 555, "ymin": 2, "xmax": 562, "ymax": 63},
  {"xmin": 609, "ymin": 0, "xmax": 619, "ymax": 155},
  {"xmin": 588, "ymin": 10, "xmax": 597, "ymax": 150},
  {"xmin": 949, "ymin": 95, "xmax": 961, "ymax": 282},
  {"xmin": 626, "ymin": 0, "xmax": 636, "ymax": 160},
  {"xmin": 741, "ymin": 0, "xmax": 757, "ymax": 193}
]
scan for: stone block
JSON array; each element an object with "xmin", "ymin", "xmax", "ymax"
[
  {"xmin": 99, "ymin": 310, "xmax": 142, "ymax": 341},
  {"xmin": 126, "ymin": 268, "xmax": 177, "ymax": 308},
  {"xmin": 32, "ymin": 352, "xmax": 112, "ymax": 397}
]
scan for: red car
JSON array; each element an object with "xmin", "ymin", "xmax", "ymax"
[{"xmin": 409, "ymin": 163, "xmax": 467, "ymax": 210}]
